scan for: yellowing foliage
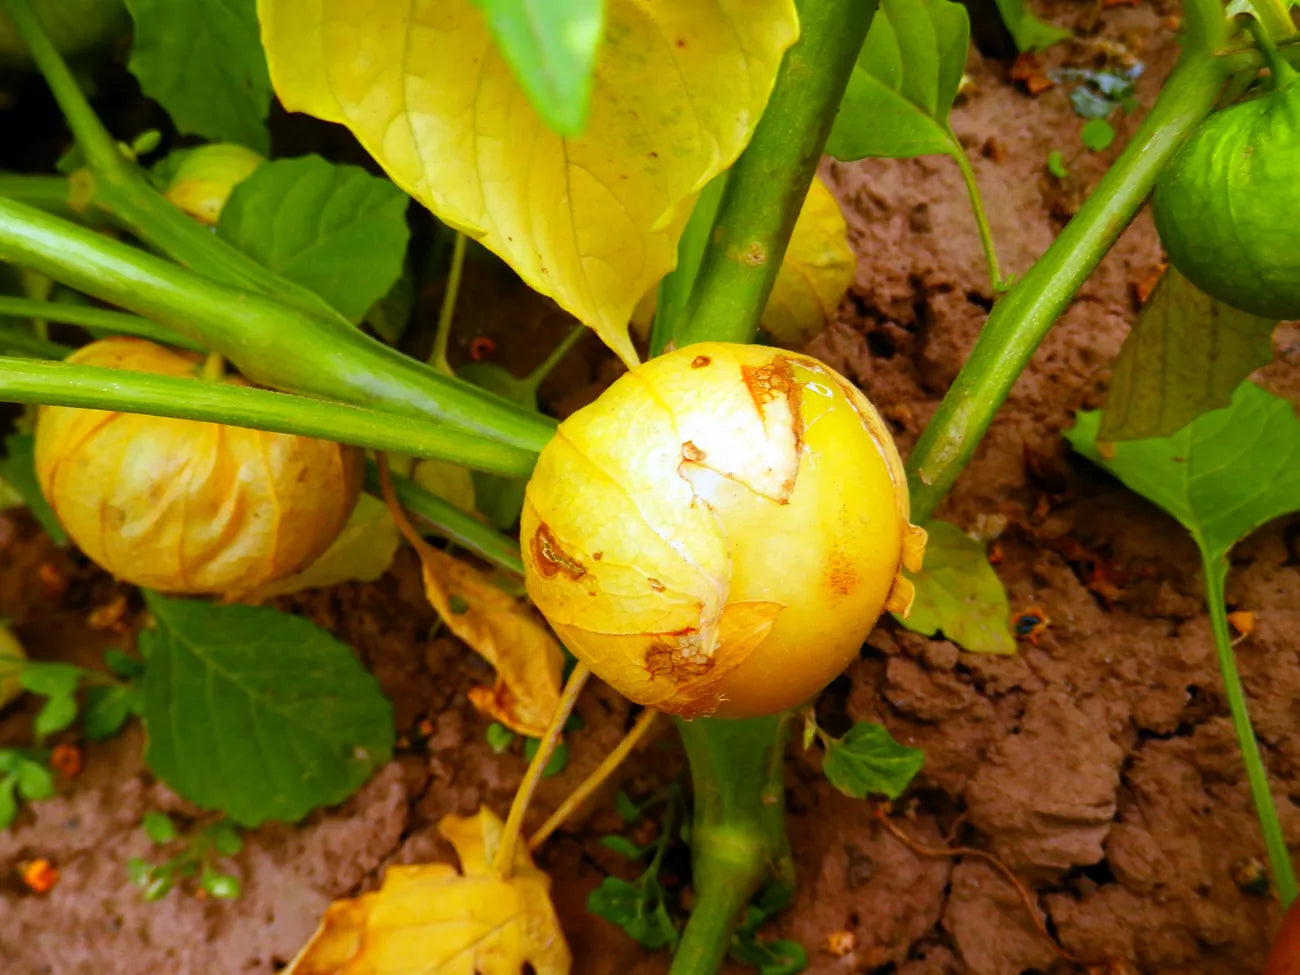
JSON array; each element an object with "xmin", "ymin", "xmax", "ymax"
[
  {"xmin": 287, "ymin": 806, "xmax": 570, "ymax": 975},
  {"xmin": 259, "ymin": 0, "xmax": 799, "ymax": 368}
]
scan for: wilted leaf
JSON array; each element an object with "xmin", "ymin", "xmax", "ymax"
[
  {"xmin": 1068, "ymin": 382, "xmax": 1300, "ymax": 564},
  {"xmin": 381, "ymin": 475, "xmax": 563, "ymax": 736},
  {"xmin": 217, "ymin": 156, "xmax": 411, "ymax": 323},
  {"xmin": 894, "ymin": 520, "xmax": 1014, "ymax": 654},
  {"xmin": 260, "ymin": 0, "xmax": 799, "ymax": 367},
  {"xmin": 124, "ymin": 0, "xmax": 272, "ymax": 152},
  {"xmin": 1100, "ymin": 267, "xmax": 1275, "ymax": 442},
  {"xmin": 243, "ymin": 494, "xmax": 402, "ymax": 601},
  {"xmin": 761, "ymin": 176, "xmax": 854, "ymax": 345},
  {"xmin": 287, "ymin": 805, "xmax": 571, "ymax": 975},
  {"xmin": 822, "ymin": 721, "xmax": 924, "ymax": 800},
  {"xmin": 0, "ymin": 434, "xmax": 66, "ymax": 544},
  {"xmin": 140, "ymin": 593, "xmax": 394, "ymax": 826},
  {"xmin": 415, "ymin": 541, "xmax": 563, "ymax": 737},
  {"xmin": 991, "ymin": 0, "xmax": 1071, "ymax": 52},
  {"xmin": 472, "ymin": 0, "xmax": 604, "ymax": 136},
  {"xmin": 826, "ymin": 0, "xmax": 970, "ymax": 161}
]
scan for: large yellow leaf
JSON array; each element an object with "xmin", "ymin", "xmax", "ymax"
[
  {"xmin": 761, "ymin": 175, "xmax": 854, "ymax": 345},
  {"xmin": 287, "ymin": 806, "xmax": 570, "ymax": 975},
  {"xmin": 260, "ymin": 0, "xmax": 800, "ymax": 368}
]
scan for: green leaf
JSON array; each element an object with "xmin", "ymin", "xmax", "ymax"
[
  {"xmin": 826, "ymin": 0, "xmax": 969, "ymax": 161},
  {"xmin": 523, "ymin": 736, "xmax": 569, "ymax": 778},
  {"xmin": 124, "ymin": 0, "xmax": 272, "ymax": 152},
  {"xmin": 18, "ymin": 662, "xmax": 81, "ymax": 696},
  {"xmin": 469, "ymin": 0, "xmax": 604, "ymax": 136},
  {"xmin": 217, "ymin": 156, "xmax": 411, "ymax": 323},
  {"xmin": 1046, "ymin": 150, "xmax": 1068, "ymax": 178},
  {"xmin": 142, "ymin": 810, "xmax": 177, "ymax": 844},
  {"xmin": 82, "ymin": 685, "xmax": 140, "ymax": 740},
  {"xmin": 104, "ymin": 650, "xmax": 145, "ymax": 680},
  {"xmin": 140, "ymin": 593, "xmax": 395, "ymax": 827},
  {"xmin": 729, "ymin": 936, "xmax": 807, "ymax": 975},
  {"xmin": 0, "ymin": 434, "xmax": 66, "ymax": 544},
  {"xmin": 201, "ymin": 868, "xmax": 242, "ymax": 899},
  {"xmin": 484, "ymin": 721, "xmax": 515, "ymax": 755},
  {"xmin": 598, "ymin": 834, "xmax": 647, "ymax": 860},
  {"xmin": 33, "ymin": 692, "xmax": 78, "ymax": 737},
  {"xmin": 895, "ymin": 520, "xmax": 1014, "ymax": 654},
  {"xmin": 587, "ymin": 874, "xmax": 678, "ymax": 950},
  {"xmin": 991, "ymin": 0, "xmax": 1071, "ymax": 52},
  {"xmin": 205, "ymin": 819, "xmax": 244, "ymax": 857},
  {"xmin": 14, "ymin": 756, "xmax": 53, "ymax": 801},
  {"xmin": 1081, "ymin": 118, "xmax": 1116, "ymax": 152},
  {"xmin": 364, "ymin": 263, "xmax": 415, "ymax": 346},
  {"xmin": 822, "ymin": 721, "xmax": 924, "ymax": 800},
  {"xmin": 1067, "ymin": 382, "xmax": 1300, "ymax": 563},
  {"xmin": 1100, "ymin": 268, "xmax": 1275, "ymax": 442},
  {"xmin": 0, "ymin": 776, "xmax": 16, "ymax": 830},
  {"xmin": 615, "ymin": 788, "xmax": 641, "ymax": 823}
]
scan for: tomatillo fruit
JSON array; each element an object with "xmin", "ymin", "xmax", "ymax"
[{"xmin": 522, "ymin": 342, "xmax": 925, "ymax": 719}]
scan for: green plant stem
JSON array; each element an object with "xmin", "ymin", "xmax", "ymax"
[
  {"xmin": 0, "ymin": 0, "xmax": 341, "ymax": 326},
  {"xmin": 905, "ymin": 50, "xmax": 1229, "ymax": 521},
  {"xmin": 1202, "ymin": 553, "xmax": 1298, "ymax": 906},
  {"xmin": 1243, "ymin": 0, "xmax": 1295, "ymax": 43},
  {"xmin": 1245, "ymin": 16, "xmax": 1300, "ymax": 86},
  {"xmin": 950, "ymin": 146, "xmax": 1003, "ymax": 291},
  {"xmin": 0, "ymin": 327, "xmax": 71, "ymax": 359},
  {"xmin": 0, "ymin": 175, "xmax": 76, "ymax": 216},
  {"xmin": 524, "ymin": 324, "xmax": 587, "ymax": 394},
  {"xmin": 0, "ymin": 197, "xmax": 556, "ymax": 453},
  {"xmin": 429, "ymin": 233, "xmax": 467, "ymax": 373},
  {"xmin": 671, "ymin": 716, "xmax": 794, "ymax": 975},
  {"xmin": 362, "ymin": 462, "xmax": 524, "ymax": 576},
  {"xmin": 673, "ymin": 0, "xmax": 878, "ymax": 348},
  {"xmin": 0, "ymin": 356, "xmax": 537, "ymax": 477},
  {"xmin": 0, "ymin": 297, "xmax": 203, "ymax": 352}
]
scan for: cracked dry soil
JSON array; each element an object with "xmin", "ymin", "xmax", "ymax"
[{"xmin": 2, "ymin": 1, "xmax": 1298, "ymax": 973}]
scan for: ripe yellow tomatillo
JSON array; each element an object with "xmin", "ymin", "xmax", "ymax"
[
  {"xmin": 35, "ymin": 338, "xmax": 362, "ymax": 598},
  {"xmin": 522, "ymin": 342, "xmax": 925, "ymax": 719},
  {"xmin": 163, "ymin": 143, "xmax": 265, "ymax": 225}
]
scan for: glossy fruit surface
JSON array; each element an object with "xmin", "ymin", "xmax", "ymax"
[
  {"xmin": 1153, "ymin": 79, "xmax": 1300, "ymax": 319},
  {"xmin": 522, "ymin": 342, "xmax": 924, "ymax": 719},
  {"xmin": 163, "ymin": 143, "xmax": 265, "ymax": 225},
  {"xmin": 35, "ymin": 338, "xmax": 362, "ymax": 598}
]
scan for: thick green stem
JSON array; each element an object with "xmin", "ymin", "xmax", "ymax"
[
  {"xmin": 0, "ymin": 296, "xmax": 203, "ymax": 351},
  {"xmin": 1202, "ymin": 553, "xmax": 1298, "ymax": 906},
  {"xmin": 0, "ymin": 0, "xmax": 342, "ymax": 326},
  {"xmin": 0, "ymin": 175, "xmax": 77, "ymax": 218},
  {"xmin": 0, "ymin": 327, "xmax": 70, "ymax": 359},
  {"xmin": 362, "ymin": 462, "xmax": 524, "ymax": 576},
  {"xmin": 0, "ymin": 356, "xmax": 536, "ymax": 477},
  {"xmin": 671, "ymin": 716, "xmax": 794, "ymax": 975},
  {"xmin": 674, "ymin": 0, "xmax": 878, "ymax": 348},
  {"xmin": 905, "ymin": 50, "xmax": 1229, "ymax": 521},
  {"xmin": 0, "ymin": 197, "xmax": 555, "ymax": 453}
]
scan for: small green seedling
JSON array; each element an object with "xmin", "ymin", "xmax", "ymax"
[{"xmin": 128, "ymin": 812, "xmax": 244, "ymax": 901}]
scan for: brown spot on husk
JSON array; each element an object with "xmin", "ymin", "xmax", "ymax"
[
  {"xmin": 691, "ymin": 355, "xmax": 711, "ymax": 368},
  {"xmin": 681, "ymin": 440, "xmax": 706, "ymax": 463},
  {"xmin": 530, "ymin": 523, "xmax": 586, "ymax": 580}
]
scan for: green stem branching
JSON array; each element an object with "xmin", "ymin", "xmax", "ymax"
[
  {"xmin": 0, "ymin": 356, "xmax": 537, "ymax": 477},
  {"xmin": 0, "ymin": 296, "xmax": 203, "ymax": 352},
  {"xmin": 905, "ymin": 50, "xmax": 1230, "ymax": 521},
  {"xmin": 674, "ymin": 0, "xmax": 879, "ymax": 348}
]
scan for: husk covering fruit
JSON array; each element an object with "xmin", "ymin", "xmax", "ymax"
[
  {"xmin": 35, "ymin": 338, "xmax": 362, "ymax": 598},
  {"xmin": 1152, "ymin": 77, "xmax": 1300, "ymax": 319},
  {"xmin": 522, "ymin": 342, "xmax": 925, "ymax": 719},
  {"xmin": 163, "ymin": 143, "xmax": 265, "ymax": 225}
]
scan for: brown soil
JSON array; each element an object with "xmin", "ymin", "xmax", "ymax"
[{"xmin": 3, "ymin": 2, "xmax": 1299, "ymax": 974}]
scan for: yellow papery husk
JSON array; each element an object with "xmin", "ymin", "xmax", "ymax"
[
  {"xmin": 34, "ymin": 338, "xmax": 362, "ymax": 600},
  {"xmin": 285, "ymin": 806, "xmax": 571, "ymax": 975},
  {"xmin": 523, "ymin": 343, "xmax": 925, "ymax": 719}
]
